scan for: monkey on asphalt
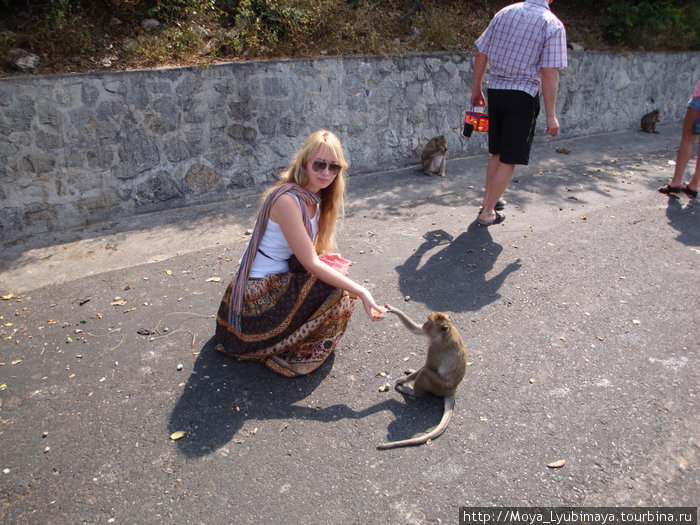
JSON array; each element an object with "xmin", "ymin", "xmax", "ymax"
[
  {"xmin": 421, "ymin": 135, "xmax": 447, "ymax": 176},
  {"xmin": 377, "ymin": 304, "xmax": 468, "ymax": 449},
  {"xmin": 641, "ymin": 109, "xmax": 660, "ymax": 133}
]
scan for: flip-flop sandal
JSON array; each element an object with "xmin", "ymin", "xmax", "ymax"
[
  {"xmin": 477, "ymin": 210, "xmax": 506, "ymax": 226},
  {"xmin": 682, "ymin": 184, "xmax": 698, "ymax": 198},
  {"xmin": 658, "ymin": 183, "xmax": 682, "ymax": 194},
  {"xmin": 478, "ymin": 199, "xmax": 507, "ymax": 214}
]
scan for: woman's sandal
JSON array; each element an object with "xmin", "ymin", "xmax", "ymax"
[
  {"xmin": 682, "ymin": 184, "xmax": 698, "ymax": 198},
  {"xmin": 658, "ymin": 183, "xmax": 682, "ymax": 194}
]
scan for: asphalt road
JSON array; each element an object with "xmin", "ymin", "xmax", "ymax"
[{"xmin": 1, "ymin": 123, "xmax": 698, "ymax": 524}]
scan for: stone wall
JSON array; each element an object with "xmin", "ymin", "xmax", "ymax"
[{"xmin": 1, "ymin": 51, "xmax": 698, "ymax": 242}]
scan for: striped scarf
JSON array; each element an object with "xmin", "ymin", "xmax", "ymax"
[{"xmin": 228, "ymin": 183, "xmax": 320, "ymax": 329}]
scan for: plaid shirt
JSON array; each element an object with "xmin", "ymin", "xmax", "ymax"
[{"xmin": 475, "ymin": 0, "xmax": 567, "ymax": 97}]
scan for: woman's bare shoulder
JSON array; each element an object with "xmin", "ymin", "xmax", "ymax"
[{"xmin": 270, "ymin": 192, "xmax": 302, "ymax": 222}]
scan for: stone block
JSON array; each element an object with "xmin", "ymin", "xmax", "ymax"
[
  {"xmin": 81, "ymin": 84, "xmax": 100, "ymax": 106},
  {"xmin": 279, "ymin": 115, "xmax": 302, "ymax": 138},
  {"xmin": 37, "ymin": 101, "xmax": 60, "ymax": 127},
  {"xmin": 35, "ymin": 130, "xmax": 63, "ymax": 150},
  {"xmin": 0, "ymin": 206, "xmax": 23, "ymax": 238},
  {"xmin": 185, "ymin": 163, "xmax": 220, "ymax": 193},
  {"xmin": 176, "ymin": 73, "xmax": 206, "ymax": 97},
  {"xmin": 230, "ymin": 123, "xmax": 259, "ymax": 143},
  {"xmin": 75, "ymin": 195, "xmax": 123, "ymax": 225},
  {"xmin": 182, "ymin": 98, "xmax": 206, "ymax": 124},
  {"xmin": 0, "ymin": 140, "xmax": 18, "ymax": 158},
  {"xmin": 184, "ymin": 130, "xmax": 204, "ymax": 156},
  {"xmin": 262, "ymin": 77, "xmax": 290, "ymax": 97},
  {"xmin": 151, "ymin": 97, "xmax": 180, "ymax": 133},
  {"xmin": 208, "ymin": 135, "xmax": 237, "ymax": 171},
  {"xmin": 227, "ymin": 171, "xmax": 256, "ymax": 189},
  {"xmin": 135, "ymin": 171, "xmax": 184, "ymax": 204},
  {"xmin": 228, "ymin": 101, "xmax": 252, "ymax": 121},
  {"xmin": 23, "ymin": 201, "xmax": 58, "ymax": 225},
  {"xmin": 16, "ymin": 152, "xmax": 55, "ymax": 175},
  {"xmin": 114, "ymin": 129, "xmax": 160, "ymax": 179},
  {"xmin": 86, "ymin": 147, "xmax": 114, "ymax": 170},
  {"xmin": 5, "ymin": 100, "xmax": 33, "ymax": 133},
  {"xmin": 126, "ymin": 83, "xmax": 152, "ymax": 109},
  {"xmin": 164, "ymin": 138, "xmax": 192, "ymax": 163}
]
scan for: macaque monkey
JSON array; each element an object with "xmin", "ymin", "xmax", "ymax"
[
  {"xmin": 641, "ymin": 109, "xmax": 660, "ymax": 133},
  {"xmin": 377, "ymin": 305, "xmax": 467, "ymax": 449},
  {"xmin": 421, "ymin": 135, "xmax": 447, "ymax": 176}
]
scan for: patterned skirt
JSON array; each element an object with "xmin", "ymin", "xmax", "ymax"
[{"xmin": 215, "ymin": 270, "xmax": 357, "ymax": 377}]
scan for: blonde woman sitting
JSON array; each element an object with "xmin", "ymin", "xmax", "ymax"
[{"xmin": 215, "ymin": 130, "xmax": 385, "ymax": 377}]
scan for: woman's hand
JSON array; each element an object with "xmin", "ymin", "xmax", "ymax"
[
  {"xmin": 359, "ymin": 288, "xmax": 385, "ymax": 321},
  {"xmin": 273, "ymin": 195, "xmax": 384, "ymax": 322}
]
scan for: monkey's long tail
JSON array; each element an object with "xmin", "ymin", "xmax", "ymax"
[{"xmin": 376, "ymin": 395, "xmax": 455, "ymax": 450}]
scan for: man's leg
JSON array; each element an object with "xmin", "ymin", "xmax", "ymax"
[{"xmin": 479, "ymin": 154, "xmax": 514, "ymax": 223}]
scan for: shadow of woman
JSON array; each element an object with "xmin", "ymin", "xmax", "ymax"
[
  {"xmin": 394, "ymin": 221, "xmax": 521, "ymax": 312},
  {"xmin": 167, "ymin": 337, "xmax": 435, "ymax": 456},
  {"xmin": 665, "ymin": 195, "xmax": 700, "ymax": 246}
]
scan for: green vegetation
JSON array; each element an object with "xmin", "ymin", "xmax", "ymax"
[
  {"xmin": 1, "ymin": 0, "xmax": 698, "ymax": 77},
  {"xmin": 601, "ymin": 0, "xmax": 699, "ymax": 50}
]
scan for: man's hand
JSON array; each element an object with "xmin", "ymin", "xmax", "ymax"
[{"xmin": 545, "ymin": 114, "xmax": 560, "ymax": 136}]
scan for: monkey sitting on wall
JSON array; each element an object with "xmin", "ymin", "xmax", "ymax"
[
  {"xmin": 641, "ymin": 109, "xmax": 660, "ymax": 133},
  {"xmin": 421, "ymin": 135, "xmax": 447, "ymax": 177},
  {"xmin": 377, "ymin": 304, "xmax": 468, "ymax": 449}
]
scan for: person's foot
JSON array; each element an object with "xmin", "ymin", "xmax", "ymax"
[
  {"xmin": 477, "ymin": 210, "xmax": 506, "ymax": 226},
  {"xmin": 682, "ymin": 184, "xmax": 698, "ymax": 198},
  {"xmin": 478, "ymin": 199, "xmax": 507, "ymax": 213},
  {"xmin": 658, "ymin": 183, "xmax": 682, "ymax": 194}
]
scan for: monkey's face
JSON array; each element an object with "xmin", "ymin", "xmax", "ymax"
[
  {"xmin": 428, "ymin": 136, "xmax": 446, "ymax": 152},
  {"xmin": 425, "ymin": 313, "xmax": 450, "ymax": 334},
  {"xmin": 423, "ymin": 312, "xmax": 451, "ymax": 335}
]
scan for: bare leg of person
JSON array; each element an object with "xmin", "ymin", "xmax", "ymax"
[
  {"xmin": 667, "ymin": 108, "xmax": 699, "ymax": 188},
  {"xmin": 479, "ymin": 154, "xmax": 514, "ymax": 223},
  {"xmin": 685, "ymin": 110, "xmax": 700, "ymax": 195}
]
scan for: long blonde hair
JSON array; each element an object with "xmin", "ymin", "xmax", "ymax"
[{"xmin": 269, "ymin": 130, "xmax": 348, "ymax": 254}]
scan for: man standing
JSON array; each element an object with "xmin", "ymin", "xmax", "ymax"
[{"xmin": 472, "ymin": 0, "xmax": 567, "ymax": 226}]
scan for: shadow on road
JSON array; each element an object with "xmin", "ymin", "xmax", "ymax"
[
  {"xmin": 395, "ymin": 221, "xmax": 521, "ymax": 313},
  {"xmin": 168, "ymin": 337, "xmax": 446, "ymax": 456},
  {"xmin": 664, "ymin": 195, "xmax": 700, "ymax": 246}
]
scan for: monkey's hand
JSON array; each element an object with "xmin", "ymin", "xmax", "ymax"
[{"xmin": 384, "ymin": 304, "xmax": 406, "ymax": 317}]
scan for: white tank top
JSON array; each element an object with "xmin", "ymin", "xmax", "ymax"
[{"xmin": 245, "ymin": 195, "xmax": 319, "ymax": 278}]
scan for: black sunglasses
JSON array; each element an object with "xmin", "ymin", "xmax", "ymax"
[{"xmin": 311, "ymin": 160, "xmax": 342, "ymax": 175}]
